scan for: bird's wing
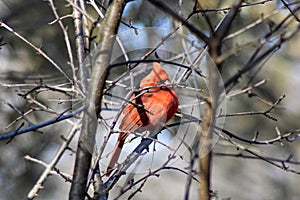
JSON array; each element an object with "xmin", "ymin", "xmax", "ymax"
[
  {"xmin": 142, "ymin": 95, "xmax": 168, "ymax": 133},
  {"xmin": 118, "ymin": 101, "xmax": 143, "ymax": 140}
]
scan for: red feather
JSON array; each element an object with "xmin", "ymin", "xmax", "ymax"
[{"xmin": 106, "ymin": 62, "xmax": 178, "ymax": 176}]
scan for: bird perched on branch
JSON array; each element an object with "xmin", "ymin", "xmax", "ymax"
[{"xmin": 106, "ymin": 62, "xmax": 178, "ymax": 176}]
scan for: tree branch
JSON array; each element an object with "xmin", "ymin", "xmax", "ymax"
[
  {"xmin": 27, "ymin": 122, "xmax": 80, "ymax": 199},
  {"xmin": 69, "ymin": 0, "xmax": 126, "ymax": 199},
  {"xmin": 73, "ymin": 0, "xmax": 88, "ymax": 93},
  {"xmin": 0, "ymin": 108, "xmax": 83, "ymax": 141},
  {"xmin": 147, "ymin": 0, "xmax": 209, "ymax": 44}
]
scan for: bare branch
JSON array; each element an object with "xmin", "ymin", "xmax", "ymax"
[
  {"xmin": 48, "ymin": 0, "xmax": 77, "ymax": 85},
  {"xmin": 69, "ymin": 0, "xmax": 126, "ymax": 199},
  {"xmin": 214, "ymin": 125, "xmax": 300, "ymax": 145},
  {"xmin": 214, "ymin": 0, "xmax": 243, "ymax": 40},
  {"xmin": 72, "ymin": 0, "xmax": 88, "ymax": 93},
  {"xmin": 0, "ymin": 108, "xmax": 83, "ymax": 141},
  {"xmin": 281, "ymin": 0, "xmax": 300, "ymax": 22},
  {"xmin": 27, "ymin": 121, "xmax": 81, "ymax": 199},
  {"xmin": 24, "ymin": 155, "xmax": 72, "ymax": 182},
  {"xmin": 147, "ymin": 0, "xmax": 209, "ymax": 44},
  {"xmin": 219, "ymin": 94, "xmax": 285, "ymax": 121},
  {"xmin": 213, "ymin": 152, "xmax": 300, "ymax": 166},
  {"xmin": 0, "ymin": 21, "xmax": 73, "ymax": 83},
  {"xmin": 217, "ymin": 132, "xmax": 300, "ymax": 175},
  {"xmin": 225, "ymin": 24, "xmax": 300, "ymax": 89}
]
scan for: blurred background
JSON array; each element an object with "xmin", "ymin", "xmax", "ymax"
[{"xmin": 1, "ymin": 0, "xmax": 300, "ymax": 199}]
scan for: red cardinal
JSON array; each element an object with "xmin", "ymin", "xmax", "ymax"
[{"xmin": 106, "ymin": 62, "xmax": 178, "ymax": 176}]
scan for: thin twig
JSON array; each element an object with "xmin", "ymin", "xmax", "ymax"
[
  {"xmin": 281, "ymin": 0, "xmax": 300, "ymax": 22},
  {"xmin": 0, "ymin": 21, "xmax": 73, "ymax": 82},
  {"xmin": 217, "ymin": 132, "xmax": 300, "ymax": 175},
  {"xmin": 147, "ymin": 0, "xmax": 209, "ymax": 44},
  {"xmin": 27, "ymin": 121, "xmax": 81, "ymax": 199},
  {"xmin": 214, "ymin": 125, "xmax": 300, "ymax": 145},
  {"xmin": 219, "ymin": 94, "xmax": 285, "ymax": 121},
  {"xmin": 213, "ymin": 152, "xmax": 300, "ymax": 165},
  {"xmin": 0, "ymin": 107, "xmax": 83, "ymax": 141},
  {"xmin": 48, "ymin": 0, "xmax": 77, "ymax": 84},
  {"xmin": 24, "ymin": 155, "xmax": 72, "ymax": 182}
]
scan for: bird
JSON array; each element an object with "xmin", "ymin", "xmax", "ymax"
[{"xmin": 106, "ymin": 62, "xmax": 178, "ymax": 176}]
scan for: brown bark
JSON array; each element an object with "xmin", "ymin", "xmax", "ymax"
[{"xmin": 69, "ymin": 1, "xmax": 126, "ymax": 199}]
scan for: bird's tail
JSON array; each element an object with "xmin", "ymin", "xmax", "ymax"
[{"xmin": 106, "ymin": 138, "xmax": 125, "ymax": 176}]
